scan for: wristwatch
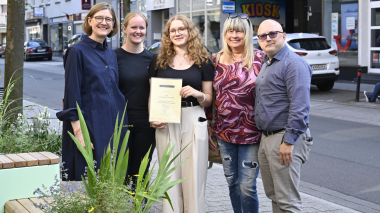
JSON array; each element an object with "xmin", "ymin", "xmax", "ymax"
[{"xmin": 284, "ymin": 142, "xmax": 293, "ymax": 146}]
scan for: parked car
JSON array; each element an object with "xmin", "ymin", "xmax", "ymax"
[
  {"xmin": 253, "ymin": 33, "xmax": 339, "ymax": 91},
  {"xmin": 24, "ymin": 39, "xmax": 52, "ymax": 61},
  {"xmin": 63, "ymin": 33, "xmax": 87, "ymax": 59},
  {"xmin": 0, "ymin": 38, "xmax": 6, "ymax": 57}
]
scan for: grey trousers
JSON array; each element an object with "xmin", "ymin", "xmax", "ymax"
[{"xmin": 258, "ymin": 129, "xmax": 313, "ymax": 213}]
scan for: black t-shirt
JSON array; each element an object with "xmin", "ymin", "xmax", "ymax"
[
  {"xmin": 115, "ymin": 48, "xmax": 154, "ymax": 119},
  {"xmin": 148, "ymin": 55, "xmax": 214, "ymax": 103}
]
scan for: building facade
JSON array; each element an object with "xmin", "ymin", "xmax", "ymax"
[
  {"xmin": 25, "ymin": 0, "xmax": 121, "ymax": 55},
  {"xmin": 0, "ymin": 0, "xmax": 7, "ymax": 44}
]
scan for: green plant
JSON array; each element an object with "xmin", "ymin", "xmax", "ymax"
[{"xmin": 67, "ymin": 103, "xmax": 187, "ymax": 212}]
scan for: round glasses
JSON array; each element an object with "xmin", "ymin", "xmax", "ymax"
[
  {"xmin": 169, "ymin": 27, "xmax": 187, "ymax": 35},
  {"xmin": 93, "ymin": 16, "xmax": 114, "ymax": 24}
]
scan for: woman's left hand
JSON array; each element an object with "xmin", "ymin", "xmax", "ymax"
[{"xmin": 180, "ymin": 86, "xmax": 203, "ymax": 99}]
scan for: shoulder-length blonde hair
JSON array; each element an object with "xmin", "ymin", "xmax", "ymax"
[
  {"xmin": 122, "ymin": 12, "xmax": 148, "ymax": 44},
  {"xmin": 220, "ymin": 16, "xmax": 254, "ymax": 70},
  {"xmin": 82, "ymin": 2, "xmax": 118, "ymax": 37},
  {"xmin": 156, "ymin": 15, "xmax": 209, "ymax": 69}
]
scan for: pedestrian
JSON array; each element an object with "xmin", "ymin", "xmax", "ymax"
[
  {"xmin": 148, "ymin": 14, "xmax": 214, "ymax": 213},
  {"xmin": 255, "ymin": 20, "xmax": 314, "ymax": 212},
  {"xmin": 57, "ymin": 2, "xmax": 128, "ymax": 181},
  {"xmin": 114, "ymin": 11, "xmax": 155, "ymax": 185},
  {"xmin": 364, "ymin": 82, "xmax": 380, "ymax": 102},
  {"xmin": 206, "ymin": 13, "xmax": 265, "ymax": 213}
]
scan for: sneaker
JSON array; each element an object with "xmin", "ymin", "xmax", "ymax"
[{"xmin": 364, "ymin": 91, "xmax": 371, "ymax": 102}]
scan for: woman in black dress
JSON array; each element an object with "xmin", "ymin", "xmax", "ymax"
[
  {"xmin": 114, "ymin": 12, "xmax": 155, "ymax": 183},
  {"xmin": 57, "ymin": 2, "xmax": 127, "ymax": 181}
]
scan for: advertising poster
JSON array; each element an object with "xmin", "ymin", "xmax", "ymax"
[
  {"xmin": 341, "ymin": 3, "xmax": 358, "ymax": 50},
  {"xmin": 236, "ymin": 0, "xmax": 286, "ymax": 33},
  {"xmin": 331, "ymin": 13, "xmax": 338, "ymax": 50},
  {"xmin": 373, "ymin": 53, "xmax": 378, "ymax": 64}
]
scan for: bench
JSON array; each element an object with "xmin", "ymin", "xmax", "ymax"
[{"xmin": 0, "ymin": 152, "xmax": 60, "ymax": 213}]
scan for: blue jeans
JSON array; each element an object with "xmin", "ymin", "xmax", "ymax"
[
  {"xmin": 217, "ymin": 138, "xmax": 260, "ymax": 213},
  {"xmin": 369, "ymin": 82, "xmax": 380, "ymax": 102}
]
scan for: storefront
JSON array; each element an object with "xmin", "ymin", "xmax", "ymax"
[
  {"xmin": 49, "ymin": 16, "xmax": 73, "ymax": 52},
  {"xmin": 25, "ymin": 12, "xmax": 42, "ymax": 41},
  {"xmin": 367, "ymin": 0, "xmax": 380, "ymax": 74},
  {"xmin": 73, "ymin": 12, "xmax": 88, "ymax": 35}
]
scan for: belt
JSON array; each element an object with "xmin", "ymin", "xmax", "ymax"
[
  {"xmin": 262, "ymin": 129, "xmax": 285, "ymax": 137},
  {"xmin": 181, "ymin": 101, "xmax": 200, "ymax": 108}
]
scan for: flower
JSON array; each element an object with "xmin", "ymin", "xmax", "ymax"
[{"xmin": 88, "ymin": 207, "xmax": 95, "ymax": 212}]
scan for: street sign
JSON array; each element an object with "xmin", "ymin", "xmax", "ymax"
[{"xmin": 222, "ymin": 2, "xmax": 235, "ymax": 14}]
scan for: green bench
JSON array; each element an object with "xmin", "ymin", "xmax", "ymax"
[{"xmin": 0, "ymin": 152, "xmax": 60, "ymax": 213}]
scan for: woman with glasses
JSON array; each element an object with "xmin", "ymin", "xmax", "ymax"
[
  {"xmin": 57, "ymin": 2, "xmax": 127, "ymax": 181},
  {"xmin": 114, "ymin": 12, "xmax": 155, "ymax": 185},
  {"xmin": 148, "ymin": 15, "xmax": 213, "ymax": 213},
  {"xmin": 206, "ymin": 13, "xmax": 265, "ymax": 213}
]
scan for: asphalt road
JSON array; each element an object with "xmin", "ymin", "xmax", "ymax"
[{"xmin": 0, "ymin": 58, "xmax": 379, "ymax": 205}]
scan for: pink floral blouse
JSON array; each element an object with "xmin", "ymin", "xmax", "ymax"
[{"xmin": 207, "ymin": 50, "xmax": 265, "ymax": 144}]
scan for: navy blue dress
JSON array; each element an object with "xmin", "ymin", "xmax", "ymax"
[{"xmin": 57, "ymin": 36, "xmax": 128, "ymax": 181}]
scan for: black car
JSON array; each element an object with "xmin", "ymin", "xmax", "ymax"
[
  {"xmin": 63, "ymin": 34, "xmax": 87, "ymax": 59},
  {"xmin": 24, "ymin": 39, "xmax": 52, "ymax": 61}
]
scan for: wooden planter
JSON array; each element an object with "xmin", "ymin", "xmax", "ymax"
[{"xmin": 0, "ymin": 152, "xmax": 60, "ymax": 213}]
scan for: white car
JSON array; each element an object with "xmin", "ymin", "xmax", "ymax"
[{"xmin": 254, "ymin": 33, "xmax": 339, "ymax": 91}]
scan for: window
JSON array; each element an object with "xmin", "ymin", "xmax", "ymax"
[
  {"xmin": 177, "ymin": 0, "xmax": 221, "ymax": 53},
  {"xmin": 288, "ymin": 38, "xmax": 331, "ymax": 50},
  {"xmin": 1, "ymin": 5, "xmax": 7, "ymax": 14},
  {"xmin": 28, "ymin": 40, "xmax": 48, "ymax": 47}
]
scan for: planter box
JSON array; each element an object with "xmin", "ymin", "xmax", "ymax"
[{"xmin": 0, "ymin": 152, "xmax": 60, "ymax": 213}]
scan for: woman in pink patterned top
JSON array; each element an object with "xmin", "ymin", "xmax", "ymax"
[{"xmin": 207, "ymin": 13, "xmax": 264, "ymax": 213}]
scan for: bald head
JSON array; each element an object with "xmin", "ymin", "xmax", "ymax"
[
  {"xmin": 257, "ymin": 19, "xmax": 286, "ymax": 59},
  {"xmin": 258, "ymin": 20, "xmax": 283, "ymax": 35}
]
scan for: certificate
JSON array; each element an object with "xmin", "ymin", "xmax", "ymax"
[{"xmin": 149, "ymin": 77, "xmax": 182, "ymax": 123}]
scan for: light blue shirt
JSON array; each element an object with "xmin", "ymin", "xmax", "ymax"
[{"xmin": 254, "ymin": 45, "xmax": 312, "ymax": 144}]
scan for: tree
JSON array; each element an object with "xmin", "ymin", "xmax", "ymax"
[{"xmin": 4, "ymin": 0, "xmax": 25, "ymax": 119}]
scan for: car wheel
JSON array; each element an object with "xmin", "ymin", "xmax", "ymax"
[
  {"xmin": 0, "ymin": 54, "xmax": 2, "ymax": 58},
  {"xmin": 317, "ymin": 81, "xmax": 335, "ymax": 91},
  {"xmin": 24, "ymin": 54, "xmax": 28, "ymax": 61}
]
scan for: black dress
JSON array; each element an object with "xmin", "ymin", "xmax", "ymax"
[{"xmin": 57, "ymin": 36, "xmax": 128, "ymax": 181}]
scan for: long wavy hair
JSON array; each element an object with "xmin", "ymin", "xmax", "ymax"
[
  {"xmin": 220, "ymin": 16, "xmax": 255, "ymax": 70},
  {"xmin": 156, "ymin": 15, "xmax": 209, "ymax": 69}
]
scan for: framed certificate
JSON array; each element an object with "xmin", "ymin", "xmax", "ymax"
[{"xmin": 149, "ymin": 77, "xmax": 182, "ymax": 123}]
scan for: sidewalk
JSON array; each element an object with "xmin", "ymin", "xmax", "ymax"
[{"xmin": 33, "ymin": 81, "xmax": 380, "ymax": 213}]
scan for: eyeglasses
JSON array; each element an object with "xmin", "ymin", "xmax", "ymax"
[
  {"xmin": 169, "ymin": 27, "xmax": 187, "ymax": 35},
  {"xmin": 228, "ymin": 13, "xmax": 249, "ymax": 19},
  {"xmin": 257, "ymin": 31, "xmax": 284, "ymax": 41},
  {"xmin": 93, "ymin": 16, "xmax": 114, "ymax": 24}
]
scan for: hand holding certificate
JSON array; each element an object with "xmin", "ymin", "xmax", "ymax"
[{"xmin": 149, "ymin": 77, "xmax": 182, "ymax": 123}]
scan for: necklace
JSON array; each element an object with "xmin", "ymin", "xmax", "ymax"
[
  {"xmin": 175, "ymin": 56, "xmax": 187, "ymax": 66},
  {"xmin": 232, "ymin": 55, "xmax": 242, "ymax": 63}
]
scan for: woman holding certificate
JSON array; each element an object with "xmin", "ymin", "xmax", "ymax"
[
  {"xmin": 207, "ymin": 13, "xmax": 265, "ymax": 213},
  {"xmin": 57, "ymin": 3, "xmax": 127, "ymax": 181},
  {"xmin": 148, "ymin": 15, "xmax": 214, "ymax": 213},
  {"xmin": 114, "ymin": 12, "xmax": 155, "ymax": 185}
]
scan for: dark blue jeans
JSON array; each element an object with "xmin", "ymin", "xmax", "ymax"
[
  {"xmin": 368, "ymin": 82, "xmax": 380, "ymax": 102},
  {"xmin": 217, "ymin": 138, "xmax": 260, "ymax": 213}
]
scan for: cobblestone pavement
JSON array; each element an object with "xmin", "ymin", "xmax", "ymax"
[{"xmin": 148, "ymin": 150, "xmax": 360, "ymax": 213}]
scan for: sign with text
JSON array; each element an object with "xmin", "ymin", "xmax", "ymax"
[
  {"xmin": 82, "ymin": 0, "xmax": 91, "ymax": 10},
  {"xmin": 147, "ymin": 0, "xmax": 174, "ymax": 11},
  {"xmin": 236, "ymin": 0, "xmax": 286, "ymax": 29},
  {"xmin": 222, "ymin": 2, "xmax": 235, "ymax": 14},
  {"xmin": 34, "ymin": 7, "xmax": 44, "ymax": 17},
  {"xmin": 341, "ymin": 3, "xmax": 358, "ymax": 50}
]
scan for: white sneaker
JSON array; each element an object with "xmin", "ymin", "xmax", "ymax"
[{"xmin": 364, "ymin": 91, "xmax": 370, "ymax": 102}]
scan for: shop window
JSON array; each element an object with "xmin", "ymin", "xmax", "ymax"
[
  {"xmin": 1, "ymin": 5, "xmax": 6, "ymax": 14},
  {"xmin": 323, "ymin": 0, "xmax": 358, "ymax": 66},
  {"xmin": 207, "ymin": 10, "xmax": 220, "ymax": 53},
  {"xmin": 178, "ymin": 0, "xmax": 190, "ymax": 12},
  {"xmin": 207, "ymin": 0, "xmax": 220, "ymax": 9},
  {"xmin": 371, "ymin": 8, "xmax": 380, "ymax": 26}
]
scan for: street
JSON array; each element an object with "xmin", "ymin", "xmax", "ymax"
[{"xmin": 0, "ymin": 57, "xmax": 379, "ymax": 210}]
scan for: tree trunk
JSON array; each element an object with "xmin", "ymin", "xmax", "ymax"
[
  {"xmin": 4, "ymin": 0, "xmax": 25, "ymax": 119},
  {"xmin": 123, "ymin": 0, "xmax": 130, "ymax": 18}
]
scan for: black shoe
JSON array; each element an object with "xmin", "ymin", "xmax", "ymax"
[{"xmin": 364, "ymin": 91, "xmax": 374, "ymax": 102}]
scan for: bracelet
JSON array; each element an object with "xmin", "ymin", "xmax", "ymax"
[
  {"xmin": 74, "ymin": 127, "xmax": 81, "ymax": 134},
  {"xmin": 198, "ymin": 92, "xmax": 206, "ymax": 104}
]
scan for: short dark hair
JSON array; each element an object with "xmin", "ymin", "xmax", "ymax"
[{"xmin": 82, "ymin": 2, "xmax": 118, "ymax": 37}]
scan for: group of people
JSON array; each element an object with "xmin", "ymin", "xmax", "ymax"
[{"xmin": 57, "ymin": 2, "xmax": 313, "ymax": 213}]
